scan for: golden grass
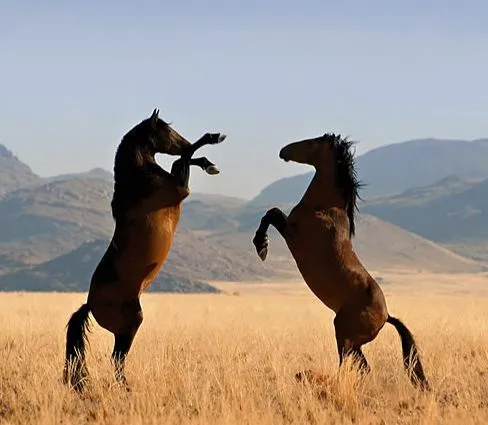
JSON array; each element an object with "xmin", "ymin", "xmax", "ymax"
[{"xmin": 1, "ymin": 275, "xmax": 488, "ymax": 424}]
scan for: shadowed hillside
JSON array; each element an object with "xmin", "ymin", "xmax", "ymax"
[
  {"xmin": 0, "ymin": 239, "xmax": 219, "ymax": 293},
  {"xmin": 0, "ymin": 140, "xmax": 486, "ymax": 292},
  {"xmin": 0, "ymin": 178, "xmax": 113, "ymax": 266},
  {"xmin": 362, "ymin": 176, "xmax": 488, "ymax": 243},
  {"xmin": 232, "ymin": 205, "xmax": 485, "ymax": 274},
  {"xmin": 44, "ymin": 167, "xmax": 114, "ymax": 183}
]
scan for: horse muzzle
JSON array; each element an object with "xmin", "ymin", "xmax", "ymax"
[{"xmin": 279, "ymin": 147, "xmax": 291, "ymax": 162}]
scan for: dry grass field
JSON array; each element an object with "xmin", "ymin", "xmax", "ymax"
[{"xmin": 1, "ymin": 272, "xmax": 488, "ymax": 424}]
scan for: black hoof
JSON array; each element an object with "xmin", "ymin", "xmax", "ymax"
[
  {"xmin": 207, "ymin": 133, "xmax": 226, "ymax": 144},
  {"xmin": 64, "ymin": 375, "xmax": 87, "ymax": 393},
  {"xmin": 205, "ymin": 165, "xmax": 220, "ymax": 175},
  {"xmin": 115, "ymin": 375, "xmax": 131, "ymax": 392},
  {"xmin": 252, "ymin": 232, "xmax": 269, "ymax": 261},
  {"xmin": 63, "ymin": 363, "xmax": 88, "ymax": 393}
]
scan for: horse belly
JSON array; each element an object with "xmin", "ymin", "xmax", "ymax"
[
  {"xmin": 297, "ymin": 266, "xmax": 344, "ymax": 312},
  {"xmin": 286, "ymin": 237, "xmax": 347, "ymax": 313}
]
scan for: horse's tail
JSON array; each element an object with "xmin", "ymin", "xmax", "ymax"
[
  {"xmin": 386, "ymin": 315, "xmax": 430, "ymax": 391},
  {"xmin": 63, "ymin": 303, "xmax": 91, "ymax": 391}
]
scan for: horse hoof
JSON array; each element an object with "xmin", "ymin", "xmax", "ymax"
[
  {"xmin": 253, "ymin": 233, "xmax": 269, "ymax": 261},
  {"xmin": 207, "ymin": 133, "xmax": 226, "ymax": 144},
  {"xmin": 205, "ymin": 165, "xmax": 220, "ymax": 175},
  {"xmin": 258, "ymin": 247, "xmax": 268, "ymax": 261}
]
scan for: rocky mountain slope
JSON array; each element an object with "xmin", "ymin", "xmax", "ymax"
[{"xmin": 0, "ymin": 139, "xmax": 486, "ymax": 292}]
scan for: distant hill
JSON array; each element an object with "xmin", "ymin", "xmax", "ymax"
[
  {"xmin": 0, "ymin": 178, "xmax": 113, "ymax": 266},
  {"xmin": 249, "ymin": 138, "xmax": 488, "ymax": 206},
  {"xmin": 231, "ymin": 204, "xmax": 485, "ymax": 274},
  {"xmin": 0, "ymin": 176, "xmax": 294, "ymax": 283},
  {"xmin": 0, "ymin": 239, "xmax": 219, "ymax": 293},
  {"xmin": 0, "ymin": 144, "xmax": 40, "ymax": 197},
  {"xmin": 44, "ymin": 167, "xmax": 113, "ymax": 183},
  {"xmin": 350, "ymin": 214, "xmax": 484, "ymax": 273},
  {"xmin": 179, "ymin": 193, "xmax": 246, "ymax": 231},
  {"xmin": 362, "ymin": 175, "xmax": 488, "ymax": 243},
  {"xmin": 0, "ymin": 138, "xmax": 486, "ymax": 292},
  {"xmin": 0, "ymin": 205, "xmax": 481, "ymax": 293}
]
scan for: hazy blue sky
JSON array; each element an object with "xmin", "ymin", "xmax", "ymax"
[{"xmin": 1, "ymin": 0, "xmax": 488, "ymax": 198}]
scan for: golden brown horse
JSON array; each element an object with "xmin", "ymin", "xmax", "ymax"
[
  {"xmin": 63, "ymin": 109, "xmax": 225, "ymax": 391},
  {"xmin": 252, "ymin": 133, "xmax": 430, "ymax": 391}
]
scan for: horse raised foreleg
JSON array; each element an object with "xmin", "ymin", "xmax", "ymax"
[
  {"xmin": 170, "ymin": 157, "xmax": 192, "ymax": 190},
  {"xmin": 252, "ymin": 207, "xmax": 288, "ymax": 261},
  {"xmin": 187, "ymin": 133, "xmax": 226, "ymax": 156},
  {"xmin": 170, "ymin": 157, "xmax": 213, "ymax": 190},
  {"xmin": 189, "ymin": 157, "xmax": 220, "ymax": 175},
  {"xmin": 170, "ymin": 132, "xmax": 226, "ymax": 188}
]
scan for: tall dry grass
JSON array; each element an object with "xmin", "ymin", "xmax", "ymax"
[{"xmin": 0, "ymin": 289, "xmax": 488, "ymax": 424}]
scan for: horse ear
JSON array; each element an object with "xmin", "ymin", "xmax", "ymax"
[{"xmin": 150, "ymin": 108, "xmax": 159, "ymax": 128}]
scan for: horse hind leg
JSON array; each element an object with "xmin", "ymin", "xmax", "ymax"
[
  {"xmin": 63, "ymin": 303, "xmax": 91, "ymax": 392},
  {"xmin": 338, "ymin": 342, "xmax": 371, "ymax": 374},
  {"xmin": 111, "ymin": 298, "xmax": 143, "ymax": 390},
  {"xmin": 333, "ymin": 310, "xmax": 376, "ymax": 375}
]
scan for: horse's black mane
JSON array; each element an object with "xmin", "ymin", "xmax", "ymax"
[
  {"xmin": 110, "ymin": 118, "xmax": 159, "ymax": 221},
  {"xmin": 324, "ymin": 133, "xmax": 363, "ymax": 237}
]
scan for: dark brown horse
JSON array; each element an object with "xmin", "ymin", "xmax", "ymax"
[
  {"xmin": 63, "ymin": 109, "xmax": 225, "ymax": 391},
  {"xmin": 252, "ymin": 133, "xmax": 430, "ymax": 390}
]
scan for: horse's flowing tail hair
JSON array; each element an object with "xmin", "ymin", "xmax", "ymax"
[
  {"xmin": 63, "ymin": 303, "xmax": 91, "ymax": 391},
  {"xmin": 386, "ymin": 315, "xmax": 430, "ymax": 391}
]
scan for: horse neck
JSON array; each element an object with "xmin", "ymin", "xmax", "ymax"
[
  {"xmin": 114, "ymin": 141, "xmax": 155, "ymax": 180},
  {"xmin": 299, "ymin": 168, "xmax": 346, "ymax": 211}
]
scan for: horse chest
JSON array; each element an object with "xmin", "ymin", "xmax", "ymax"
[
  {"xmin": 136, "ymin": 209, "xmax": 181, "ymax": 257},
  {"xmin": 292, "ymin": 256, "xmax": 349, "ymax": 313},
  {"xmin": 114, "ymin": 208, "xmax": 182, "ymax": 282},
  {"xmin": 285, "ymin": 211, "xmax": 336, "ymax": 251},
  {"xmin": 284, "ymin": 210, "xmax": 350, "ymax": 312}
]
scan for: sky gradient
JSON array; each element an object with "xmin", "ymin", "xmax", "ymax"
[{"xmin": 2, "ymin": 0, "xmax": 488, "ymax": 198}]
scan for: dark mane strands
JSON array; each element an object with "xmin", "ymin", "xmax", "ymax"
[
  {"xmin": 323, "ymin": 133, "xmax": 363, "ymax": 237},
  {"xmin": 110, "ymin": 118, "xmax": 164, "ymax": 221}
]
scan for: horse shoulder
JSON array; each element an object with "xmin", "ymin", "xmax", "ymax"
[
  {"xmin": 148, "ymin": 179, "xmax": 189, "ymax": 206},
  {"xmin": 315, "ymin": 207, "xmax": 350, "ymax": 240},
  {"xmin": 130, "ymin": 166, "xmax": 190, "ymax": 215}
]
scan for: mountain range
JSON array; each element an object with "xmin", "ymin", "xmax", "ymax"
[{"xmin": 0, "ymin": 137, "xmax": 487, "ymax": 292}]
